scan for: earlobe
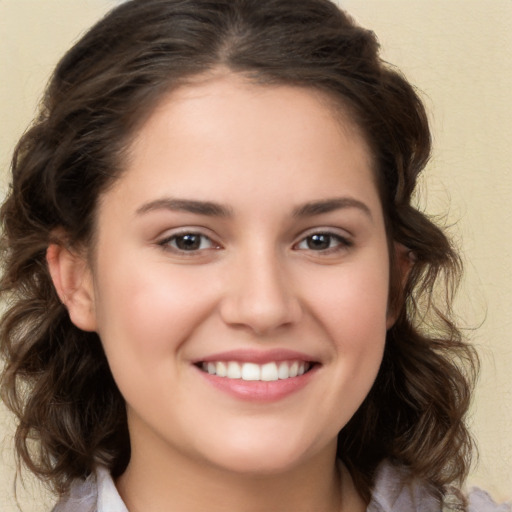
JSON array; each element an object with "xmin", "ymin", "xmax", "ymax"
[
  {"xmin": 396, "ymin": 242, "xmax": 416, "ymax": 281},
  {"xmin": 46, "ymin": 243, "xmax": 97, "ymax": 332},
  {"xmin": 386, "ymin": 242, "xmax": 415, "ymax": 329}
]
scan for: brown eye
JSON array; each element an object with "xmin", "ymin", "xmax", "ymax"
[
  {"xmin": 175, "ymin": 234, "xmax": 202, "ymax": 251},
  {"xmin": 160, "ymin": 233, "xmax": 216, "ymax": 252},
  {"xmin": 296, "ymin": 233, "xmax": 349, "ymax": 252},
  {"xmin": 306, "ymin": 234, "xmax": 333, "ymax": 250}
]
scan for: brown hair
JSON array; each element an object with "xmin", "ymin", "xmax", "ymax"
[{"xmin": 0, "ymin": 0, "xmax": 477, "ymax": 501}]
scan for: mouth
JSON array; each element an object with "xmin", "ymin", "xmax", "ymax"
[
  {"xmin": 196, "ymin": 360, "xmax": 314, "ymax": 382},
  {"xmin": 192, "ymin": 349, "xmax": 320, "ymax": 401}
]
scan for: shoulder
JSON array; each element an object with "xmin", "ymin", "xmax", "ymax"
[
  {"xmin": 466, "ymin": 487, "xmax": 512, "ymax": 512},
  {"xmin": 52, "ymin": 466, "xmax": 128, "ymax": 512},
  {"xmin": 368, "ymin": 461, "xmax": 511, "ymax": 512},
  {"xmin": 51, "ymin": 471, "xmax": 97, "ymax": 512},
  {"xmin": 367, "ymin": 461, "xmax": 440, "ymax": 512}
]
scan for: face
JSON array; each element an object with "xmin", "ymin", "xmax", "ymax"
[{"xmin": 81, "ymin": 75, "xmax": 391, "ymax": 475}]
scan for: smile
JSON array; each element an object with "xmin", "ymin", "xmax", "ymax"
[{"xmin": 199, "ymin": 360, "xmax": 312, "ymax": 381}]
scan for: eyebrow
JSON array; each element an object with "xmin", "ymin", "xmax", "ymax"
[
  {"xmin": 136, "ymin": 198, "xmax": 233, "ymax": 217},
  {"xmin": 292, "ymin": 197, "xmax": 372, "ymax": 219},
  {"xmin": 136, "ymin": 196, "xmax": 372, "ymax": 219}
]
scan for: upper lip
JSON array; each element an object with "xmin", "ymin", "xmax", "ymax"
[{"xmin": 193, "ymin": 348, "xmax": 319, "ymax": 365}]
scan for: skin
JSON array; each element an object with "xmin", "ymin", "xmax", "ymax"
[{"xmin": 49, "ymin": 73, "xmax": 395, "ymax": 511}]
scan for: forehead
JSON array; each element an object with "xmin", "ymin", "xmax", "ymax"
[{"xmin": 101, "ymin": 74, "xmax": 380, "ymax": 220}]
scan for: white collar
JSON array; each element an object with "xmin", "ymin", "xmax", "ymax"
[
  {"xmin": 96, "ymin": 466, "xmax": 129, "ymax": 512},
  {"xmin": 56, "ymin": 461, "xmax": 509, "ymax": 512}
]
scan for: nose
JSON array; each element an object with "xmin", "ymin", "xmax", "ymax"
[{"xmin": 219, "ymin": 248, "xmax": 302, "ymax": 336}]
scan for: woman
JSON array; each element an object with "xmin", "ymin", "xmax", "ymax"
[{"xmin": 0, "ymin": 0, "xmax": 508, "ymax": 510}]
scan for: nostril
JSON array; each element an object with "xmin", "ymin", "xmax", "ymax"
[{"xmin": 219, "ymin": 295, "xmax": 302, "ymax": 335}]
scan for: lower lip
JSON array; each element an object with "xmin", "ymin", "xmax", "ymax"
[{"xmin": 195, "ymin": 365, "xmax": 318, "ymax": 402}]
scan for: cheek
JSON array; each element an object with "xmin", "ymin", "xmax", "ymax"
[
  {"xmin": 304, "ymin": 257, "xmax": 389, "ymax": 390},
  {"xmin": 93, "ymin": 258, "xmax": 218, "ymax": 362},
  {"xmin": 92, "ymin": 262, "xmax": 222, "ymax": 415},
  {"xmin": 308, "ymin": 258, "xmax": 390, "ymax": 340}
]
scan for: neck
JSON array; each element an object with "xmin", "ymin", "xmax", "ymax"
[{"xmin": 115, "ymin": 430, "xmax": 364, "ymax": 512}]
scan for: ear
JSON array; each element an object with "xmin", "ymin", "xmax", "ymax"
[
  {"xmin": 46, "ymin": 243, "xmax": 97, "ymax": 332},
  {"xmin": 386, "ymin": 242, "xmax": 415, "ymax": 329}
]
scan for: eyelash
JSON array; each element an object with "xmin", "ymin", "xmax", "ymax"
[
  {"xmin": 294, "ymin": 232, "xmax": 352, "ymax": 254},
  {"xmin": 158, "ymin": 231, "xmax": 220, "ymax": 254},
  {"xmin": 157, "ymin": 230, "xmax": 352, "ymax": 255}
]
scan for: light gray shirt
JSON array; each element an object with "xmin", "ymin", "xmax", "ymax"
[{"xmin": 53, "ymin": 461, "xmax": 510, "ymax": 512}]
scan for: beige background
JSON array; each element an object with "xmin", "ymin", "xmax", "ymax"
[{"xmin": 1, "ymin": 0, "xmax": 511, "ymax": 510}]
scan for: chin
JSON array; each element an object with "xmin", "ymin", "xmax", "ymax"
[
  {"xmin": 210, "ymin": 452, "xmax": 306, "ymax": 476},
  {"xmin": 198, "ymin": 432, "xmax": 331, "ymax": 477}
]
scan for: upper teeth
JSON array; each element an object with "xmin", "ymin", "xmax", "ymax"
[{"xmin": 201, "ymin": 361, "xmax": 310, "ymax": 381}]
